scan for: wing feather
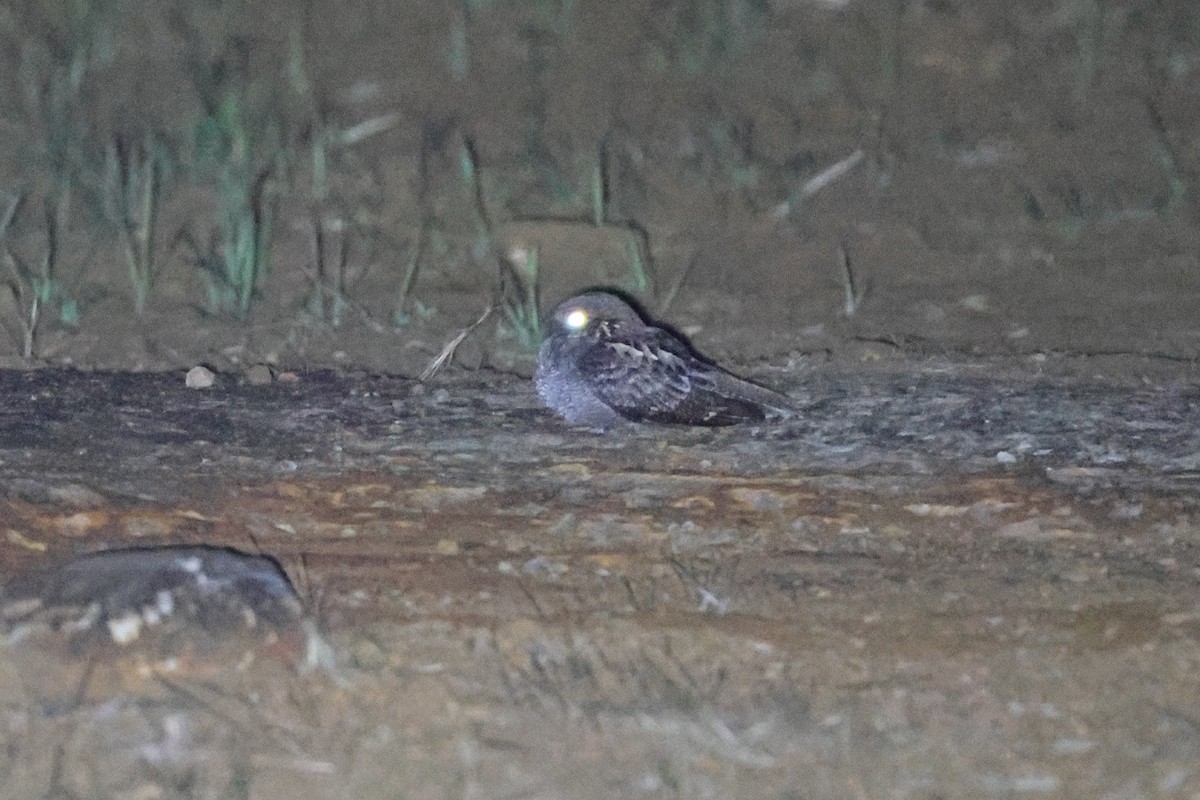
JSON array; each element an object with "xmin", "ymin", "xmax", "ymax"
[{"xmin": 577, "ymin": 327, "xmax": 769, "ymax": 425}]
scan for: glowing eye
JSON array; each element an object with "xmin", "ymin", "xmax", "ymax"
[{"xmin": 564, "ymin": 308, "xmax": 588, "ymax": 330}]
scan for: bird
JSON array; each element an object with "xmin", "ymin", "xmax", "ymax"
[{"xmin": 535, "ymin": 291, "xmax": 797, "ymax": 428}]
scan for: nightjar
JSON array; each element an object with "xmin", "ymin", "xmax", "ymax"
[{"xmin": 535, "ymin": 292, "xmax": 796, "ymax": 428}]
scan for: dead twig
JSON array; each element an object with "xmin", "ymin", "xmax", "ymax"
[
  {"xmin": 770, "ymin": 149, "xmax": 865, "ymax": 221},
  {"xmin": 419, "ymin": 304, "xmax": 493, "ymax": 381}
]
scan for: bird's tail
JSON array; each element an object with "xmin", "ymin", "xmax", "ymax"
[{"xmin": 713, "ymin": 370, "xmax": 799, "ymax": 418}]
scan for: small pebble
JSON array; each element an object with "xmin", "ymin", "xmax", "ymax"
[
  {"xmin": 245, "ymin": 364, "xmax": 274, "ymax": 386},
  {"xmin": 185, "ymin": 366, "xmax": 216, "ymax": 389}
]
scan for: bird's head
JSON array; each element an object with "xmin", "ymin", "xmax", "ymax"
[{"xmin": 549, "ymin": 292, "xmax": 644, "ymax": 338}]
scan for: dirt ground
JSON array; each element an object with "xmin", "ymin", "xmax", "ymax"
[
  {"xmin": 0, "ymin": 366, "xmax": 1198, "ymax": 799},
  {"xmin": 1, "ymin": 0, "xmax": 1200, "ymax": 798},
  {"xmin": 1, "ymin": 0, "xmax": 1198, "ymax": 375}
]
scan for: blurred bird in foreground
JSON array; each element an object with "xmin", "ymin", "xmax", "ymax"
[{"xmin": 535, "ymin": 292, "xmax": 796, "ymax": 429}]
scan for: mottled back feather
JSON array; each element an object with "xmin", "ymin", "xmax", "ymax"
[{"xmin": 577, "ymin": 324, "xmax": 768, "ymax": 425}]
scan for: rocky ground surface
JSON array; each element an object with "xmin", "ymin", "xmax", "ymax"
[{"xmin": 0, "ymin": 363, "xmax": 1197, "ymax": 798}]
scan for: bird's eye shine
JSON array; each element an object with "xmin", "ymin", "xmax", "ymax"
[{"xmin": 564, "ymin": 308, "xmax": 588, "ymax": 331}]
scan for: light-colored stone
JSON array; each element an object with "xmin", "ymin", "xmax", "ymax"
[{"xmin": 185, "ymin": 365, "xmax": 216, "ymax": 389}]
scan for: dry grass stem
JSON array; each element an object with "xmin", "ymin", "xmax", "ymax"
[{"xmin": 420, "ymin": 304, "xmax": 493, "ymax": 381}]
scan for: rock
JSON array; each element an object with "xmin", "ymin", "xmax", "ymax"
[
  {"xmin": 185, "ymin": 365, "xmax": 216, "ymax": 389},
  {"xmin": 246, "ymin": 363, "xmax": 274, "ymax": 386}
]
